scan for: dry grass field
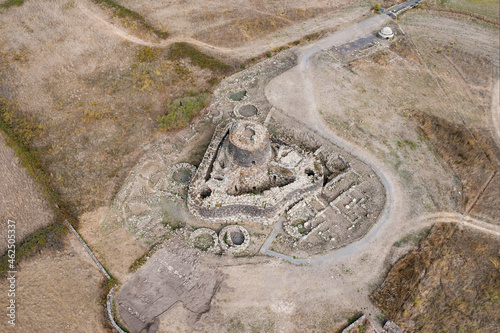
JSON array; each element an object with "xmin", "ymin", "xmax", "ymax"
[
  {"xmin": 0, "ymin": 234, "xmax": 107, "ymax": 333},
  {"xmin": 427, "ymin": 0, "xmax": 500, "ymax": 20},
  {"xmin": 0, "ymin": 0, "xmax": 369, "ymax": 218},
  {"xmin": 373, "ymin": 223, "xmax": 500, "ymax": 332},
  {"xmin": 113, "ymin": 0, "xmax": 360, "ymax": 46},
  {"xmin": 313, "ymin": 12, "xmax": 499, "ymax": 220},
  {"xmin": 0, "ymin": 0, "xmax": 499, "ymax": 332},
  {"xmin": 0, "ymin": 135, "xmax": 55, "ymax": 254},
  {"xmin": 0, "ymin": 1, "xmax": 372, "ymax": 331}
]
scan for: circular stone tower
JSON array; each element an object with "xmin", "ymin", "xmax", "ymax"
[{"xmin": 226, "ymin": 120, "xmax": 272, "ymax": 168}]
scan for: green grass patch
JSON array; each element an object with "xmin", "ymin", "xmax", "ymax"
[
  {"xmin": 397, "ymin": 139, "xmax": 418, "ymax": 149},
  {"xmin": 92, "ymin": 0, "xmax": 168, "ymax": 39},
  {"xmin": 393, "ymin": 227, "xmax": 431, "ymax": 247},
  {"xmin": 0, "ymin": 223, "xmax": 66, "ymax": 276},
  {"xmin": 157, "ymin": 92, "xmax": 210, "ymax": 131},
  {"xmin": 0, "ymin": 0, "xmax": 24, "ymax": 8},
  {"xmin": 167, "ymin": 42, "xmax": 232, "ymax": 75},
  {"xmin": 193, "ymin": 234, "xmax": 213, "ymax": 251}
]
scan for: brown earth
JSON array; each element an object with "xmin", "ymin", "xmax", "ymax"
[
  {"xmin": 372, "ymin": 223, "xmax": 500, "ymax": 333},
  {"xmin": 114, "ymin": 237, "xmax": 224, "ymax": 333},
  {"xmin": 0, "ymin": 1, "xmax": 499, "ymax": 332},
  {"xmin": 0, "ymin": 0, "xmax": 225, "ymax": 217},
  {"xmin": 0, "ymin": 233, "xmax": 107, "ymax": 332},
  {"xmin": 78, "ymin": 207, "xmax": 147, "ymax": 283}
]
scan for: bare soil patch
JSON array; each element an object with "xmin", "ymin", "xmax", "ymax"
[
  {"xmin": 372, "ymin": 223, "xmax": 500, "ymax": 332},
  {"xmin": 78, "ymin": 207, "xmax": 147, "ymax": 282},
  {"xmin": 115, "ymin": 237, "xmax": 223, "ymax": 333}
]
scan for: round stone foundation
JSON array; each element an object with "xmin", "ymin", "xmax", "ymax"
[
  {"xmin": 234, "ymin": 104, "xmax": 258, "ymax": 118},
  {"xmin": 227, "ymin": 121, "xmax": 271, "ymax": 168},
  {"xmin": 190, "ymin": 228, "xmax": 219, "ymax": 252},
  {"xmin": 219, "ymin": 225, "xmax": 250, "ymax": 254}
]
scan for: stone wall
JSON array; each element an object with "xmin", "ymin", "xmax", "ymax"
[
  {"xmin": 188, "ymin": 119, "xmax": 324, "ymax": 224},
  {"xmin": 190, "ymin": 180, "xmax": 322, "ymax": 224}
]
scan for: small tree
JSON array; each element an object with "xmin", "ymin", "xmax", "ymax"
[{"xmin": 373, "ymin": 3, "xmax": 381, "ymax": 11}]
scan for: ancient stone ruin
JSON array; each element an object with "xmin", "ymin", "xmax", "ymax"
[{"xmin": 188, "ymin": 119, "xmax": 324, "ymax": 224}]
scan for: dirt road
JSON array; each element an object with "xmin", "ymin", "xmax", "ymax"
[
  {"xmin": 78, "ymin": 0, "xmax": 368, "ymax": 60},
  {"xmin": 264, "ymin": 6, "xmax": 499, "ymax": 267}
]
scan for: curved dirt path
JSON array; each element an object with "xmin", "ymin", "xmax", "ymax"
[
  {"xmin": 78, "ymin": 3, "xmax": 234, "ymax": 53},
  {"xmin": 417, "ymin": 212, "xmax": 500, "ymax": 237},
  {"xmin": 264, "ymin": 11, "xmax": 499, "ymax": 269},
  {"xmin": 264, "ymin": 14, "xmax": 407, "ymax": 264},
  {"xmin": 78, "ymin": 1, "xmax": 369, "ymax": 60}
]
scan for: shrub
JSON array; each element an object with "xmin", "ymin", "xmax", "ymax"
[
  {"xmin": 157, "ymin": 92, "xmax": 210, "ymax": 131},
  {"xmin": 167, "ymin": 43, "xmax": 232, "ymax": 74},
  {"xmin": 0, "ymin": 0, "xmax": 24, "ymax": 8},
  {"xmin": 91, "ymin": 0, "xmax": 168, "ymax": 39}
]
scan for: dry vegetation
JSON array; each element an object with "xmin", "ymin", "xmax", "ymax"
[
  {"xmin": 0, "ymin": 1, "xmax": 232, "ymax": 216},
  {"xmin": 0, "ymin": 0, "xmax": 358, "ymax": 218},
  {"xmin": 0, "ymin": 0, "xmax": 499, "ymax": 331},
  {"xmin": 372, "ymin": 223, "xmax": 500, "ymax": 332},
  {"xmin": 0, "ymin": 234, "xmax": 107, "ymax": 332},
  {"xmin": 114, "ymin": 0, "xmax": 361, "ymax": 47},
  {"xmin": 410, "ymin": 112, "xmax": 500, "ymax": 221},
  {"xmin": 425, "ymin": 0, "xmax": 500, "ymax": 21},
  {"xmin": 0, "ymin": 133, "xmax": 55, "ymax": 254}
]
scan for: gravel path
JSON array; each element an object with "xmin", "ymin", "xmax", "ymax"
[{"xmin": 264, "ymin": 8, "xmax": 499, "ymax": 271}]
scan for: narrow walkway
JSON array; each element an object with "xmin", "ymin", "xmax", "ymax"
[{"xmin": 260, "ymin": 217, "xmax": 310, "ymax": 264}]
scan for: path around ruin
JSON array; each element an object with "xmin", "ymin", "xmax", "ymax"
[
  {"xmin": 265, "ymin": 13, "xmax": 407, "ymax": 268},
  {"xmin": 264, "ymin": 9, "xmax": 500, "ymax": 271}
]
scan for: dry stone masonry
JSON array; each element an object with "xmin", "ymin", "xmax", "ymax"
[
  {"xmin": 218, "ymin": 225, "xmax": 250, "ymax": 254},
  {"xmin": 188, "ymin": 119, "xmax": 324, "ymax": 224}
]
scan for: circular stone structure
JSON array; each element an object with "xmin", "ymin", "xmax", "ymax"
[
  {"xmin": 190, "ymin": 228, "xmax": 219, "ymax": 252},
  {"xmin": 226, "ymin": 120, "xmax": 272, "ymax": 168},
  {"xmin": 378, "ymin": 26, "xmax": 394, "ymax": 40},
  {"xmin": 168, "ymin": 163, "xmax": 197, "ymax": 184},
  {"xmin": 219, "ymin": 225, "xmax": 250, "ymax": 254},
  {"xmin": 234, "ymin": 104, "xmax": 258, "ymax": 118}
]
